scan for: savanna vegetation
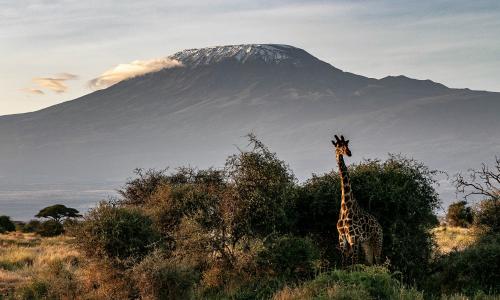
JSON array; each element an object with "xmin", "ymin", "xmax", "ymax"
[{"xmin": 0, "ymin": 136, "xmax": 498, "ymax": 299}]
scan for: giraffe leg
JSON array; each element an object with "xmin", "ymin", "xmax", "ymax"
[
  {"xmin": 373, "ymin": 234, "xmax": 383, "ymax": 265},
  {"xmin": 361, "ymin": 241, "xmax": 374, "ymax": 265},
  {"xmin": 339, "ymin": 234, "xmax": 351, "ymax": 268},
  {"xmin": 351, "ymin": 242, "xmax": 359, "ymax": 266}
]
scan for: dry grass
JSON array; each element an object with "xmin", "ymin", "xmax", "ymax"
[
  {"xmin": 0, "ymin": 232, "xmax": 80, "ymax": 297},
  {"xmin": 0, "ymin": 232, "xmax": 135, "ymax": 299},
  {"xmin": 432, "ymin": 226, "xmax": 478, "ymax": 254}
]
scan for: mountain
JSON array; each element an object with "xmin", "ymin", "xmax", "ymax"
[{"xmin": 1, "ymin": 44, "xmax": 499, "ymax": 205}]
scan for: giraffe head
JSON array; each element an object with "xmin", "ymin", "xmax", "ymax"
[{"xmin": 332, "ymin": 134, "xmax": 351, "ymax": 157}]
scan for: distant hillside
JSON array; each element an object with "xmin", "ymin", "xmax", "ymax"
[{"xmin": 0, "ymin": 44, "xmax": 499, "ymax": 205}]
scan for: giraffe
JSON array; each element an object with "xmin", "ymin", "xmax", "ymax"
[{"xmin": 332, "ymin": 134, "xmax": 383, "ymax": 266}]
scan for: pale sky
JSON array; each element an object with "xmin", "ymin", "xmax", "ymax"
[{"xmin": 1, "ymin": 0, "xmax": 499, "ymax": 115}]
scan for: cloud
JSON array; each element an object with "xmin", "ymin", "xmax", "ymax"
[
  {"xmin": 88, "ymin": 58, "xmax": 183, "ymax": 90},
  {"xmin": 32, "ymin": 73, "xmax": 79, "ymax": 93},
  {"xmin": 21, "ymin": 87, "xmax": 45, "ymax": 95}
]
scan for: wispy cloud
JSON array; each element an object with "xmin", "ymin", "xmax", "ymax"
[
  {"xmin": 88, "ymin": 58, "xmax": 183, "ymax": 90},
  {"xmin": 32, "ymin": 73, "xmax": 79, "ymax": 93},
  {"xmin": 21, "ymin": 87, "xmax": 45, "ymax": 95}
]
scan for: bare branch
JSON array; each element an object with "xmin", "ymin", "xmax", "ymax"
[{"xmin": 454, "ymin": 158, "xmax": 500, "ymax": 202}]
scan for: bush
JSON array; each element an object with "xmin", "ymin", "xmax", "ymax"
[
  {"xmin": 74, "ymin": 202, "xmax": 161, "ymax": 262},
  {"xmin": 257, "ymin": 235, "xmax": 320, "ymax": 281},
  {"xmin": 21, "ymin": 219, "xmax": 41, "ymax": 233},
  {"xmin": 131, "ymin": 249, "xmax": 199, "ymax": 300},
  {"xmin": 226, "ymin": 134, "xmax": 296, "ymax": 240},
  {"xmin": 0, "ymin": 215, "xmax": 16, "ymax": 233},
  {"xmin": 294, "ymin": 155, "xmax": 440, "ymax": 283},
  {"xmin": 474, "ymin": 199, "xmax": 500, "ymax": 232},
  {"xmin": 447, "ymin": 201, "xmax": 474, "ymax": 227},
  {"xmin": 427, "ymin": 233, "xmax": 500, "ymax": 296},
  {"xmin": 119, "ymin": 168, "xmax": 170, "ymax": 205},
  {"xmin": 37, "ymin": 220, "xmax": 65, "ymax": 237},
  {"xmin": 271, "ymin": 266, "xmax": 423, "ymax": 300}
]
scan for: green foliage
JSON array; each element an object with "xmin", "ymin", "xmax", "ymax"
[
  {"xmin": 447, "ymin": 201, "xmax": 474, "ymax": 227},
  {"xmin": 131, "ymin": 249, "xmax": 199, "ymax": 300},
  {"xmin": 257, "ymin": 235, "xmax": 320, "ymax": 281},
  {"xmin": 294, "ymin": 172, "xmax": 343, "ymax": 264},
  {"xmin": 427, "ymin": 233, "xmax": 500, "ymax": 296},
  {"xmin": 474, "ymin": 199, "xmax": 500, "ymax": 232},
  {"xmin": 74, "ymin": 202, "xmax": 161, "ymax": 262},
  {"xmin": 21, "ymin": 220, "xmax": 41, "ymax": 233},
  {"xmin": 0, "ymin": 215, "xmax": 16, "ymax": 233},
  {"xmin": 226, "ymin": 133, "xmax": 296, "ymax": 240},
  {"xmin": 37, "ymin": 220, "xmax": 64, "ymax": 237},
  {"xmin": 294, "ymin": 155, "xmax": 440, "ymax": 283},
  {"xmin": 35, "ymin": 204, "xmax": 81, "ymax": 223},
  {"xmin": 119, "ymin": 168, "xmax": 170, "ymax": 205},
  {"xmin": 272, "ymin": 266, "xmax": 423, "ymax": 300}
]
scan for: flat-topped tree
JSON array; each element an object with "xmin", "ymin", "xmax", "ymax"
[{"xmin": 35, "ymin": 204, "xmax": 82, "ymax": 223}]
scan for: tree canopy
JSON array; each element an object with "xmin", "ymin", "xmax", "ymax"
[
  {"xmin": 35, "ymin": 204, "xmax": 82, "ymax": 222},
  {"xmin": 0, "ymin": 215, "xmax": 16, "ymax": 233}
]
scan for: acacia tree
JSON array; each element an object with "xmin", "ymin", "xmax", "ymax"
[
  {"xmin": 35, "ymin": 204, "xmax": 82, "ymax": 223},
  {"xmin": 455, "ymin": 157, "xmax": 500, "ymax": 231}
]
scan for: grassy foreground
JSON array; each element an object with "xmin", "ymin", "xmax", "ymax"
[
  {"xmin": 0, "ymin": 227, "xmax": 497, "ymax": 300},
  {"xmin": 0, "ymin": 232, "xmax": 79, "ymax": 297}
]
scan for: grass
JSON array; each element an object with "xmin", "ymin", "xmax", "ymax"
[
  {"xmin": 0, "ymin": 227, "xmax": 496, "ymax": 299},
  {"xmin": 432, "ymin": 226, "xmax": 478, "ymax": 254},
  {"xmin": 0, "ymin": 232, "xmax": 79, "ymax": 298}
]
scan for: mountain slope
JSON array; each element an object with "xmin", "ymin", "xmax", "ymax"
[{"xmin": 0, "ymin": 44, "xmax": 499, "ymax": 202}]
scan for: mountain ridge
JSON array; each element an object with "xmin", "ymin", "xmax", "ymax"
[{"xmin": 0, "ymin": 45, "xmax": 498, "ymax": 210}]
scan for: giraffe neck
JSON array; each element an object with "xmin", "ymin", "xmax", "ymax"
[{"xmin": 337, "ymin": 154, "xmax": 359, "ymax": 216}]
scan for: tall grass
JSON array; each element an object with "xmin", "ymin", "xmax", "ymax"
[{"xmin": 432, "ymin": 226, "xmax": 478, "ymax": 254}]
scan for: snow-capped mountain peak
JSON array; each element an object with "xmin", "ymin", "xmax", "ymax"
[{"xmin": 169, "ymin": 44, "xmax": 315, "ymax": 67}]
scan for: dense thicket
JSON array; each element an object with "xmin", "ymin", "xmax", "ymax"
[{"xmin": 73, "ymin": 136, "xmax": 446, "ymax": 298}]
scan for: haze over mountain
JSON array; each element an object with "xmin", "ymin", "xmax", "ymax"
[{"xmin": 1, "ymin": 44, "xmax": 499, "ymax": 217}]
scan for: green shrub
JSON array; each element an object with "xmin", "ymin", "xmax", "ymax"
[
  {"xmin": 427, "ymin": 233, "xmax": 500, "ymax": 296},
  {"xmin": 447, "ymin": 201, "xmax": 474, "ymax": 227},
  {"xmin": 257, "ymin": 235, "xmax": 320, "ymax": 281},
  {"xmin": 37, "ymin": 220, "xmax": 64, "ymax": 237},
  {"xmin": 474, "ymin": 199, "xmax": 500, "ymax": 232},
  {"xmin": 74, "ymin": 202, "xmax": 161, "ymax": 262},
  {"xmin": 272, "ymin": 266, "xmax": 423, "ymax": 300},
  {"xmin": 22, "ymin": 220, "xmax": 41, "ymax": 233},
  {"xmin": 226, "ymin": 134, "xmax": 297, "ymax": 240},
  {"xmin": 131, "ymin": 249, "xmax": 199, "ymax": 300},
  {"xmin": 0, "ymin": 215, "xmax": 16, "ymax": 233}
]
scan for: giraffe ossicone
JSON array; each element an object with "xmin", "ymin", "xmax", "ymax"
[{"xmin": 333, "ymin": 134, "xmax": 383, "ymax": 266}]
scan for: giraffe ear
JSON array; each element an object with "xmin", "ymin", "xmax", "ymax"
[
  {"xmin": 346, "ymin": 140, "xmax": 349, "ymax": 144},
  {"xmin": 331, "ymin": 140, "xmax": 337, "ymax": 146}
]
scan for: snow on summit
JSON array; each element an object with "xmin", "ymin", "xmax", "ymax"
[{"xmin": 170, "ymin": 44, "xmax": 314, "ymax": 67}]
